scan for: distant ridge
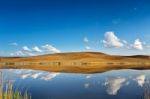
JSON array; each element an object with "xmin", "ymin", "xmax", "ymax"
[{"xmin": 126, "ymin": 55, "xmax": 150, "ymax": 59}]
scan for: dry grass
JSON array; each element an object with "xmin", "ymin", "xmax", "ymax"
[
  {"xmin": 0, "ymin": 52, "xmax": 150, "ymax": 73},
  {"xmin": 0, "ymin": 71, "xmax": 31, "ymax": 99}
]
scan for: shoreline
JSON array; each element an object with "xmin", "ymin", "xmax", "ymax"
[{"xmin": 1, "ymin": 61, "xmax": 150, "ymax": 73}]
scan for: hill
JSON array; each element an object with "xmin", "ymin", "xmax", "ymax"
[{"xmin": 0, "ymin": 52, "xmax": 150, "ymax": 73}]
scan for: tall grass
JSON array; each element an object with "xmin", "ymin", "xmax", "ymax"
[
  {"xmin": 0, "ymin": 71, "xmax": 31, "ymax": 99},
  {"xmin": 140, "ymin": 79, "xmax": 150, "ymax": 99},
  {"xmin": 143, "ymin": 83, "xmax": 150, "ymax": 99}
]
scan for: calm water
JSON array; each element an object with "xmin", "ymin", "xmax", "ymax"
[{"xmin": 0, "ymin": 69, "xmax": 149, "ymax": 99}]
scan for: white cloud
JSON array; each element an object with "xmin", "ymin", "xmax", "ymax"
[
  {"xmin": 83, "ymin": 37, "xmax": 92, "ymax": 51},
  {"xmin": 83, "ymin": 37, "xmax": 89, "ymax": 43},
  {"xmin": 135, "ymin": 74, "xmax": 146, "ymax": 87},
  {"xmin": 102, "ymin": 32, "xmax": 124, "ymax": 48},
  {"xmin": 104, "ymin": 77, "xmax": 126, "ymax": 95},
  {"xmin": 85, "ymin": 46, "xmax": 91, "ymax": 50},
  {"xmin": 10, "ymin": 46, "xmax": 34, "ymax": 56},
  {"xmin": 10, "ymin": 42, "xmax": 18, "ymax": 46},
  {"xmin": 22, "ymin": 46, "xmax": 32, "ymax": 52},
  {"xmin": 42, "ymin": 44, "xmax": 61, "ymax": 53},
  {"xmin": 10, "ymin": 51, "xmax": 34, "ymax": 57},
  {"xmin": 131, "ymin": 39, "xmax": 143, "ymax": 50},
  {"xmin": 10, "ymin": 44, "xmax": 61, "ymax": 57},
  {"xmin": 32, "ymin": 46, "xmax": 42, "ymax": 52},
  {"xmin": 10, "ymin": 51, "xmax": 25, "ymax": 56}
]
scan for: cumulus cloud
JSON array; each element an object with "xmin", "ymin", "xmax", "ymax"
[
  {"xmin": 42, "ymin": 44, "xmax": 61, "ymax": 53},
  {"xmin": 22, "ymin": 46, "xmax": 32, "ymax": 52},
  {"xmin": 85, "ymin": 46, "xmax": 91, "ymax": 50},
  {"xmin": 102, "ymin": 32, "xmax": 124, "ymax": 48},
  {"xmin": 10, "ymin": 51, "xmax": 34, "ymax": 57},
  {"xmin": 32, "ymin": 46, "xmax": 42, "ymax": 52},
  {"xmin": 10, "ymin": 46, "xmax": 34, "ymax": 56},
  {"xmin": 10, "ymin": 44, "xmax": 61, "ymax": 57},
  {"xmin": 104, "ymin": 77, "xmax": 126, "ymax": 95},
  {"xmin": 131, "ymin": 39, "xmax": 143, "ymax": 50},
  {"xmin": 10, "ymin": 51, "xmax": 25, "ymax": 56}
]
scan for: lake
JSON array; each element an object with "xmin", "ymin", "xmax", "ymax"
[{"xmin": 0, "ymin": 69, "xmax": 149, "ymax": 99}]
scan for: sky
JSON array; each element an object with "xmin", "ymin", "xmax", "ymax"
[{"xmin": 0, "ymin": 0, "xmax": 150, "ymax": 56}]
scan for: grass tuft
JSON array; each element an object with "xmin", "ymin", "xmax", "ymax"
[{"xmin": 0, "ymin": 71, "xmax": 31, "ymax": 99}]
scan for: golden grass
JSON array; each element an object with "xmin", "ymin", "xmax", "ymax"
[
  {"xmin": 0, "ymin": 71, "xmax": 31, "ymax": 99},
  {"xmin": 0, "ymin": 52, "xmax": 150, "ymax": 73}
]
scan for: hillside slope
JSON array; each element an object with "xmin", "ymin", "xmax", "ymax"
[
  {"xmin": 1, "ymin": 52, "xmax": 149, "ymax": 62},
  {"xmin": 0, "ymin": 52, "xmax": 150, "ymax": 73}
]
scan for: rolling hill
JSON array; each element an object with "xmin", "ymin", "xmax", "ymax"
[{"xmin": 0, "ymin": 52, "xmax": 150, "ymax": 73}]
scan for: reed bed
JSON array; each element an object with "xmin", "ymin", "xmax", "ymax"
[{"xmin": 0, "ymin": 71, "xmax": 31, "ymax": 99}]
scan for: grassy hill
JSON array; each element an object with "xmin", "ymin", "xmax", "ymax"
[{"xmin": 0, "ymin": 52, "xmax": 150, "ymax": 73}]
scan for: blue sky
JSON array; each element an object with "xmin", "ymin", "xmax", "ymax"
[{"xmin": 0, "ymin": 0, "xmax": 150, "ymax": 56}]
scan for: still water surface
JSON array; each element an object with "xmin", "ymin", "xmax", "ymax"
[{"xmin": 0, "ymin": 69, "xmax": 149, "ymax": 99}]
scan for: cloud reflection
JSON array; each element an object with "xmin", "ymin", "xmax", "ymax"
[
  {"xmin": 104, "ymin": 73, "xmax": 147, "ymax": 96},
  {"xmin": 85, "ymin": 75, "xmax": 92, "ymax": 79},
  {"xmin": 135, "ymin": 74, "xmax": 146, "ymax": 87},
  {"xmin": 84, "ymin": 83, "xmax": 90, "ymax": 88},
  {"xmin": 104, "ymin": 77, "xmax": 126, "ymax": 95},
  {"xmin": 4, "ymin": 69, "xmax": 60, "ymax": 81}
]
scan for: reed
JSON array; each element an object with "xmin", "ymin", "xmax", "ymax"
[{"xmin": 0, "ymin": 71, "xmax": 31, "ymax": 99}]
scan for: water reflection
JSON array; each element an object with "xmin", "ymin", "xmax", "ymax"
[
  {"xmin": 135, "ymin": 74, "xmax": 146, "ymax": 87},
  {"xmin": 3, "ymin": 69, "xmax": 60, "ymax": 81},
  {"xmin": 0, "ymin": 69, "xmax": 149, "ymax": 99},
  {"xmin": 104, "ymin": 77, "xmax": 127, "ymax": 95}
]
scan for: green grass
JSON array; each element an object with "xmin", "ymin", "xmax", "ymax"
[{"xmin": 0, "ymin": 71, "xmax": 31, "ymax": 99}]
